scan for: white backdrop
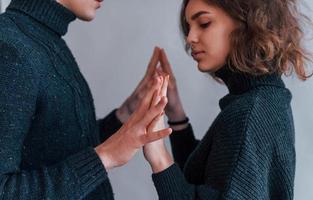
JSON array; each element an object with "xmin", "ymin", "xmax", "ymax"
[
  {"xmin": 0, "ymin": 0, "xmax": 10, "ymax": 12},
  {"xmin": 1, "ymin": 0, "xmax": 313, "ymax": 199}
]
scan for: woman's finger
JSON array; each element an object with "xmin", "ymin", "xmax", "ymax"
[
  {"xmin": 132, "ymin": 47, "xmax": 161, "ymax": 94},
  {"xmin": 160, "ymin": 75, "xmax": 169, "ymax": 97},
  {"xmin": 149, "ymin": 85, "xmax": 161, "ymax": 109},
  {"xmin": 147, "ymin": 112, "xmax": 164, "ymax": 132}
]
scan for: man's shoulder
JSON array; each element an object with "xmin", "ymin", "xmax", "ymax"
[{"xmin": 0, "ymin": 13, "xmax": 44, "ymax": 56}]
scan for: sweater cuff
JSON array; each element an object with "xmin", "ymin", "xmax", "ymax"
[
  {"xmin": 67, "ymin": 147, "xmax": 108, "ymax": 197},
  {"xmin": 152, "ymin": 163, "xmax": 190, "ymax": 199},
  {"xmin": 170, "ymin": 124, "xmax": 196, "ymax": 143},
  {"xmin": 106, "ymin": 109, "xmax": 123, "ymax": 127}
]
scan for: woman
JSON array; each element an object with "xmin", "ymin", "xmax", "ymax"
[
  {"xmin": 120, "ymin": 0, "xmax": 312, "ymax": 199},
  {"xmin": 0, "ymin": 0, "xmax": 172, "ymax": 199}
]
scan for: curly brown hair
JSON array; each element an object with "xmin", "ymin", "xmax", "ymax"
[{"xmin": 180, "ymin": 0, "xmax": 312, "ymax": 80}]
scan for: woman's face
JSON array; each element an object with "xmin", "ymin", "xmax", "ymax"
[
  {"xmin": 185, "ymin": 0, "xmax": 238, "ymax": 72},
  {"xmin": 57, "ymin": 0, "xmax": 103, "ymax": 21}
]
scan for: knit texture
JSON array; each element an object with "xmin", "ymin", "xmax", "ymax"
[
  {"xmin": 0, "ymin": 0, "xmax": 122, "ymax": 199},
  {"xmin": 152, "ymin": 66, "xmax": 295, "ymax": 200}
]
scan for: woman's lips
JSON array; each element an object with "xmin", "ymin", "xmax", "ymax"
[{"xmin": 191, "ymin": 51, "xmax": 206, "ymax": 61}]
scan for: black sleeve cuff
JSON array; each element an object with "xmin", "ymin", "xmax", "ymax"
[
  {"xmin": 67, "ymin": 147, "xmax": 109, "ymax": 197},
  {"xmin": 152, "ymin": 164, "xmax": 191, "ymax": 199},
  {"xmin": 152, "ymin": 164, "xmax": 220, "ymax": 200}
]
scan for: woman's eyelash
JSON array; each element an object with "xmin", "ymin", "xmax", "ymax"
[{"xmin": 200, "ymin": 22, "xmax": 211, "ymax": 28}]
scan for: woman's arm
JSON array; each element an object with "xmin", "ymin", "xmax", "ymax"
[
  {"xmin": 152, "ymin": 164, "xmax": 221, "ymax": 200},
  {"xmin": 149, "ymin": 109, "xmax": 287, "ymax": 200},
  {"xmin": 158, "ymin": 48, "xmax": 200, "ymax": 169},
  {"xmin": 169, "ymin": 124, "xmax": 200, "ymax": 170}
]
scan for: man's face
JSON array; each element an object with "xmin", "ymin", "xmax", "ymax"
[{"xmin": 57, "ymin": 0, "xmax": 103, "ymax": 21}]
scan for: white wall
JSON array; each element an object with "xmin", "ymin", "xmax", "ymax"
[
  {"xmin": 0, "ymin": 0, "xmax": 10, "ymax": 12},
  {"xmin": 1, "ymin": 0, "xmax": 313, "ymax": 199},
  {"xmin": 65, "ymin": 2, "xmax": 225, "ymax": 198}
]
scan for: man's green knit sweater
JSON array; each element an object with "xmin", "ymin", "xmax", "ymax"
[
  {"xmin": 152, "ymin": 67, "xmax": 295, "ymax": 200},
  {"xmin": 0, "ymin": 0, "xmax": 122, "ymax": 199}
]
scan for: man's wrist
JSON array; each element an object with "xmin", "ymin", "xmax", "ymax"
[{"xmin": 95, "ymin": 145, "xmax": 114, "ymax": 171}]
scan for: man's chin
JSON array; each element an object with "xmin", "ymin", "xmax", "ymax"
[{"xmin": 77, "ymin": 12, "xmax": 96, "ymax": 22}]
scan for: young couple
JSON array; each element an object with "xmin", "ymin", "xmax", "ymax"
[{"xmin": 0, "ymin": 0, "xmax": 311, "ymax": 199}]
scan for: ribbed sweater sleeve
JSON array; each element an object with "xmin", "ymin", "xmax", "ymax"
[
  {"xmin": 152, "ymin": 164, "xmax": 220, "ymax": 200},
  {"xmin": 97, "ymin": 109, "xmax": 123, "ymax": 143},
  {"xmin": 0, "ymin": 42, "xmax": 109, "ymax": 200},
  {"xmin": 169, "ymin": 124, "xmax": 200, "ymax": 170}
]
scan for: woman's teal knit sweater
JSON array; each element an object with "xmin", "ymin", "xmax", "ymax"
[{"xmin": 152, "ymin": 66, "xmax": 295, "ymax": 200}]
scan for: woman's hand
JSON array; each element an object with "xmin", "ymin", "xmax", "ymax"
[
  {"xmin": 116, "ymin": 47, "xmax": 188, "ymax": 130},
  {"xmin": 116, "ymin": 47, "xmax": 162, "ymax": 123},
  {"xmin": 158, "ymin": 49, "xmax": 188, "ymax": 130},
  {"xmin": 95, "ymin": 76, "xmax": 172, "ymax": 170},
  {"xmin": 143, "ymin": 75, "xmax": 174, "ymax": 173}
]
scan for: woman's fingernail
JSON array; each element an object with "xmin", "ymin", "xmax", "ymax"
[{"xmin": 156, "ymin": 96, "xmax": 161, "ymax": 102}]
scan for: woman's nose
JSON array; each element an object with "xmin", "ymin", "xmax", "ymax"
[{"xmin": 186, "ymin": 29, "xmax": 199, "ymax": 46}]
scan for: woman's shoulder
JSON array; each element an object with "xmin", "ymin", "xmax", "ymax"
[
  {"xmin": 217, "ymin": 88, "xmax": 294, "ymax": 139},
  {"xmin": 221, "ymin": 87, "xmax": 292, "ymax": 117}
]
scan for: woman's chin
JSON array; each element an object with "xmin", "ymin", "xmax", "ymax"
[
  {"xmin": 197, "ymin": 62, "xmax": 224, "ymax": 73},
  {"xmin": 197, "ymin": 63, "xmax": 213, "ymax": 73}
]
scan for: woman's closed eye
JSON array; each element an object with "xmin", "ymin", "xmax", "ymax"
[{"xmin": 199, "ymin": 21, "xmax": 211, "ymax": 28}]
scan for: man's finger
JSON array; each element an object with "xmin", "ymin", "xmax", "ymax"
[
  {"xmin": 137, "ymin": 77, "xmax": 162, "ymax": 115},
  {"xmin": 140, "ymin": 96, "xmax": 167, "ymax": 126},
  {"xmin": 146, "ymin": 47, "xmax": 161, "ymax": 76},
  {"xmin": 141, "ymin": 128, "xmax": 172, "ymax": 144},
  {"xmin": 160, "ymin": 49, "xmax": 174, "ymax": 75}
]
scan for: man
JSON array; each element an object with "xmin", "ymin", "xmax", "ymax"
[{"xmin": 0, "ymin": 0, "xmax": 171, "ymax": 199}]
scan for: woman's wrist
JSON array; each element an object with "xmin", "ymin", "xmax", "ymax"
[
  {"xmin": 150, "ymin": 150, "xmax": 174, "ymax": 173},
  {"xmin": 166, "ymin": 107, "xmax": 187, "ymax": 122},
  {"xmin": 169, "ymin": 123, "xmax": 189, "ymax": 131},
  {"xmin": 166, "ymin": 110, "xmax": 189, "ymax": 131}
]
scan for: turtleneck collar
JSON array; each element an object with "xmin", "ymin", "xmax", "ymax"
[
  {"xmin": 7, "ymin": 0, "xmax": 76, "ymax": 36},
  {"xmin": 214, "ymin": 65, "xmax": 285, "ymax": 95}
]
